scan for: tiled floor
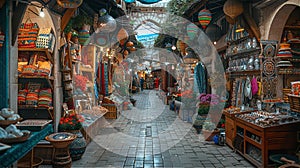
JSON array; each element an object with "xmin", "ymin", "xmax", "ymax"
[{"xmin": 72, "ymin": 90, "xmax": 254, "ymax": 168}]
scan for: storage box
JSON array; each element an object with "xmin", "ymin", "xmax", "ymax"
[
  {"xmin": 102, "ymin": 104, "xmax": 118, "ymax": 119},
  {"xmin": 288, "ymin": 94, "xmax": 300, "ymax": 113}
]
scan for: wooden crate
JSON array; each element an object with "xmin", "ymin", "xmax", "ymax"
[
  {"xmin": 288, "ymin": 94, "xmax": 300, "ymax": 113},
  {"xmin": 102, "ymin": 104, "xmax": 118, "ymax": 119}
]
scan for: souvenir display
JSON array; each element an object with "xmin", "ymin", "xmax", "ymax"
[
  {"xmin": 236, "ymin": 111, "xmax": 298, "ymax": 127},
  {"xmin": 16, "ymin": 119, "xmax": 52, "ymax": 131}
]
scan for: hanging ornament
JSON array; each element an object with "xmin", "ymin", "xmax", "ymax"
[
  {"xmin": 198, "ymin": 9, "xmax": 212, "ymax": 30},
  {"xmin": 186, "ymin": 23, "xmax": 198, "ymax": 40},
  {"xmin": 96, "ymin": 9, "xmax": 117, "ymax": 33},
  {"xmin": 126, "ymin": 41, "xmax": 134, "ymax": 47},
  {"xmin": 117, "ymin": 28, "xmax": 129, "ymax": 45},
  {"xmin": 129, "ymin": 46, "xmax": 136, "ymax": 51},
  {"xmin": 78, "ymin": 24, "xmax": 90, "ymax": 45},
  {"xmin": 57, "ymin": 0, "xmax": 83, "ymax": 8},
  {"xmin": 223, "ymin": 0, "xmax": 244, "ymax": 19},
  {"xmin": 225, "ymin": 15, "xmax": 236, "ymax": 25}
]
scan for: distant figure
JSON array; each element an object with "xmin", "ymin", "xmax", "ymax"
[
  {"xmin": 140, "ymin": 78, "xmax": 144, "ymax": 91},
  {"xmin": 154, "ymin": 77, "xmax": 160, "ymax": 88}
]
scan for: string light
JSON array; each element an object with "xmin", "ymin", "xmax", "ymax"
[{"xmin": 39, "ymin": 7, "xmax": 45, "ymax": 17}]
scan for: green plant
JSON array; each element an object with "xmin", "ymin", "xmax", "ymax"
[
  {"xmin": 58, "ymin": 113, "xmax": 84, "ymax": 131},
  {"xmin": 192, "ymin": 114, "xmax": 206, "ymax": 126},
  {"xmin": 203, "ymin": 121, "xmax": 217, "ymax": 131}
]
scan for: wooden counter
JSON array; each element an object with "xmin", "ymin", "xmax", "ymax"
[{"xmin": 233, "ymin": 117, "xmax": 300, "ymax": 167}]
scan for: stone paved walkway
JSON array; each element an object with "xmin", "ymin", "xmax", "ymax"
[{"xmin": 73, "ymin": 90, "xmax": 254, "ymax": 168}]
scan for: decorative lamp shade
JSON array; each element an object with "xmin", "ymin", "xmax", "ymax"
[
  {"xmin": 126, "ymin": 41, "xmax": 134, "ymax": 47},
  {"xmin": 225, "ymin": 15, "xmax": 236, "ymax": 25},
  {"xmin": 198, "ymin": 9, "xmax": 212, "ymax": 30},
  {"xmin": 183, "ymin": 47, "xmax": 198, "ymax": 64},
  {"xmin": 186, "ymin": 23, "xmax": 198, "ymax": 40},
  {"xmin": 78, "ymin": 24, "xmax": 90, "ymax": 45},
  {"xmin": 57, "ymin": 0, "xmax": 83, "ymax": 8},
  {"xmin": 117, "ymin": 28, "xmax": 129, "ymax": 45},
  {"xmin": 205, "ymin": 24, "xmax": 222, "ymax": 42},
  {"xmin": 223, "ymin": 0, "xmax": 244, "ymax": 19},
  {"xmin": 176, "ymin": 40, "xmax": 187, "ymax": 54},
  {"xmin": 96, "ymin": 9, "xmax": 117, "ymax": 33}
]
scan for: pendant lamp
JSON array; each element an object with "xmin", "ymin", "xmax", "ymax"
[
  {"xmin": 186, "ymin": 23, "xmax": 198, "ymax": 40},
  {"xmin": 198, "ymin": 9, "xmax": 212, "ymax": 30},
  {"xmin": 223, "ymin": 0, "xmax": 244, "ymax": 19},
  {"xmin": 183, "ymin": 47, "xmax": 198, "ymax": 64},
  {"xmin": 57, "ymin": 0, "xmax": 83, "ymax": 8},
  {"xmin": 205, "ymin": 24, "xmax": 222, "ymax": 43},
  {"xmin": 117, "ymin": 28, "xmax": 129, "ymax": 45},
  {"xmin": 96, "ymin": 9, "xmax": 117, "ymax": 33}
]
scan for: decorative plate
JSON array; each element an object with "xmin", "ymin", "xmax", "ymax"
[
  {"xmin": 0, "ymin": 132, "xmax": 30, "ymax": 144},
  {"xmin": 263, "ymin": 61, "xmax": 275, "ymax": 76},
  {"xmin": 263, "ymin": 44, "xmax": 276, "ymax": 57}
]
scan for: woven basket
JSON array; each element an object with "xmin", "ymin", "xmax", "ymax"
[
  {"xmin": 0, "ymin": 131, "xmax": 30, "ymax": 144},
  {"xmin": 288, "ymin": 94, "xmax": 300, "ymax": 113},
  {"xmin": 0, "ymin": 118, "xmax": 23, "ymax": 128}
]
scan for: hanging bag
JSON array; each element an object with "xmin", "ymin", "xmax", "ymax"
[{"xmin": 18, "ymin": 18, "xmax": 39, "ymax": 48}]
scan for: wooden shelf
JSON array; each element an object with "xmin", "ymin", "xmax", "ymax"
[
  {"xmin": 18, "ymin": 75, "xmax": 53, "ymax": 89},
  {"xmin": 285, "ymin": 25, "xmax": 300, "ymax": 29},
  {"xmin": 18, "ymin": 105, "xmax": 53, "ymax": 110},
  {"xmin": 18, "ymin": 48, "xmax": 53, "ymax": 63},
  {"xmin": 227, "ymin": 70, "xmax": 261, "ymax": 77},
  {"xmin": 226, "ymin": 48, "xmax": 261, "ymax": 59}
]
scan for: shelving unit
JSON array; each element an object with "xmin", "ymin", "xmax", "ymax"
[{"xmin": 18, "ymin": 49, "xmax": 54, "ymax": 120}]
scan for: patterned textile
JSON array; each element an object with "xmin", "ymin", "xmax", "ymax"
[
  {"xmin": 18, "ymin": 22, "xmax": 39, "ymax": 48},
  {"xmin": 25, "ymin": 90, "xmax": 39, "ymax": 105},
  {"xmin": 194, "ymin": 62, "xmax": 207, "ymax": 94},
  {"xmin": 38, "ymin": 88, "xmax": 52, "ymax": 108},
  {"xmin": 18, "ymin": 89, "xmax": 28, "ymax": 105}
]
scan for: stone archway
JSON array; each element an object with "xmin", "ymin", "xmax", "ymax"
[{"xmin": 266, "ymin": 1, "xmax": 300, "ymax": 41}]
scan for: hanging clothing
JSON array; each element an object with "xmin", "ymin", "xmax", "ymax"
[{"xmin": 194, "ymin": 62, "xmax": 207, "ymax": 94}]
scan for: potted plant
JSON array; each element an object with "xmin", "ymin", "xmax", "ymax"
[
  {"xmin": 202, "ymin": 121, "xmax": 220, "ymax": 141},
  {"xmin": 58, "ymin": 112, "xmax": 86, "ymax": 161},
  {"xmin": 192, "ymin": 114, "xmax": 206, "ymax": 134}
]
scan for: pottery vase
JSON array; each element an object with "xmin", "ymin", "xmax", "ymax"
[{"xmin": 68, "ymin": 130, "xmax": 87, "ymax": 161}]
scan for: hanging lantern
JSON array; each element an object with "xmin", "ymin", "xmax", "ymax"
[
  {"xmin": 117, "ymin": 28, "xmax": 129, "ymax": 45},
  {"xmin": 223, "ymin": 0, "xmax": 244, "ymax": 19},
  {"xmin": 126, "ymin": 41, "xmax": 134, "ymax": 47},
  {"xmin": 78, "ymin": 24, "xmax": 90, "ymax": 45},
  {"xmin": 225, "ymin": 15, "xmax": 236, "ymax": 25},
  {"xmin": 198, "ymin": 9, "xmax": 212, "ymax": 30},
  {"xmin": 176, "ymin": 40, "xmax": 187, "ymax": 54},
  {"xmin": 205, "ymin": 24, "xmax": 222, "ymax": 43},
  {"xmin": 186, "ymin": 23, "xmax": 198, "ymax": 40},
  {"xmin": 57, "ymin": 0, "xmax": 83, "ymax": 8},
  {"xmin": 96, "ymin": 9, "xmax": 117, "ymax": 33}
]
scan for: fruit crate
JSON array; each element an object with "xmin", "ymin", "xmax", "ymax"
[
  {"xmin": 102, "ymin": 104, "xmax": 118, "ymax": 119},
  {"xmin": 288, "ymin": 94, "xmax": 300, "ymax": 113}
]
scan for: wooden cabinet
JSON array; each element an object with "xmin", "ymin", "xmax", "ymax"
[
  {"xmin": 224, "ymin": 112, "xmax": 235, "ymax": 148},
  {"xmin": 234, "ymin": 118, "xmax": 300, "ymax": 167}
]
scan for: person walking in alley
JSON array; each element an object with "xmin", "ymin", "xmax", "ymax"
[{"xmin": 140, "ymin": 77, "xmax": 144, "ymax": 91}]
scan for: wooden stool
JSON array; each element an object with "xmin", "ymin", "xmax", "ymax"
[{"xmin": 45, "ymin": 132, "xmax": 76, "ymax": 168}]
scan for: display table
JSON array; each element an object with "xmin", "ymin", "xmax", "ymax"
[
  {"xmin": 233, "ymin": 116, "xmax": 300, "ymax": 167},
  {"xmin": 0, "ymin": 124, "xmax": 53, "ymax": 167}
]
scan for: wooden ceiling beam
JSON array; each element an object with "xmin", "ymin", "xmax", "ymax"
[
  {"xmin": 183, "ymin": 0, "xmax": 209, "ymax": 18},
  {"xmin": 242, "ymin": 8, "xmax": 261, "ymax": 42},
  {"xmin": 61, "ymin": 8, "xmax": 76, "ymax": 32}
]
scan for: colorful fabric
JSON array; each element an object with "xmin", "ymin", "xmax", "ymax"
[{"xmin": 194, "ymin": 62, "xmax": 207, "ymax": 94}]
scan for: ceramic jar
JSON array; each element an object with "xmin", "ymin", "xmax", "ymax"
[{"xmin": 68, "ymin": 130, "xmax": 87, "ymax": 161}]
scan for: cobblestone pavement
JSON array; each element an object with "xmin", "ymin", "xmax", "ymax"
[{"xmin": 73, "ymin": 90, "xmax": 254, "ymax": 168}]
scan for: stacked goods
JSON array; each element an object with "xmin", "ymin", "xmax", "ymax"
[
  {"xmin": 36, "ymin": 28, "xmax": 55, "ymax": 52},
  {"xmin": 18, "ymin": 89, "xmax": 28, "ymax": 105},
  {"xmin": 277, "ymin": 43, "xmax": 292, "ymax": 58},
  {"xmin": 38, "ymin": 88, "xmax": 52, "ymax": 108},
  {"xmin": 18, "ymin": 22, "xmax": 39, "ymax": 48},
  {"xmin": 25, "ymin": 90, "xmax": 39, "ymax": 106}
]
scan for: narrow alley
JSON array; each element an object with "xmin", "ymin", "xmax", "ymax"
[{"xmin": 73, "ymin": 90, "xmax": 254, "ymax": 168}]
